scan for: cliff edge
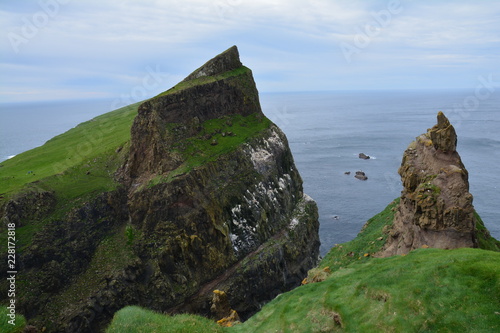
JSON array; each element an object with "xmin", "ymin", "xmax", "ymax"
[
  {"xmin": 381, "ymin": 112, "xmax": 477, "ymax": 256},
  {"xmin": 0, "ymin": 46, "xmax": 320, "ymax": 332}
]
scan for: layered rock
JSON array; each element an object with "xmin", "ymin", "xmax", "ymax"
[
  {"xmin": 2, "ymin": 46, "xmax": 320, "ymax": 332},
  {"xmin": 381, "ymin": 112, "xmax": 477, "ymax": 256},
  {"xmin": 117, "ymin": 46, "xmax": 320, "ymax": 323},
  {"xmin": 126, "ymin": 46, "xmax": 261, "ymax": 180}
]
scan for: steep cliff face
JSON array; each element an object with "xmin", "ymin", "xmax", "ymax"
[
  {"xmin": 381, "ymin": 112, "xmax": 477, "ymax": 256},
  {"xmin": 0, "ymin": 46, "xmax": 320, "ymax": 332},
  {"xmin": 118, "ymin": 45, "xmax": 320, "ymax": 322}
]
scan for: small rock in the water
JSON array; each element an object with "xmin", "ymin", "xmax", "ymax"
[
  {"xmin": 344, "ymin": 171, "xmax": 351, "ymax": 175},
  {"xmin": 355, "ymin": 171, "xmax": 368, "ymax": 180},
  {"xmin": 359, "ymin": 153, "xmax": 370, "ymax": 160}
]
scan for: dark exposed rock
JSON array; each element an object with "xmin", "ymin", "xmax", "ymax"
[
  {"xmin": 359, "ymin": 153, "xmax": 370, "ymax": 160},
  {"xmin": 182, "ymin": 45, "xmax": 242, "ymax": 82},
  {"xmin": 22, "ymin": 325, "xmax": 39, "ymax": 333},
  {"xmin": 355, "ymin": 171, "xmax": 368, "ymax": 180},
  {"xmin": 380, "ymin": 112, "xmax": 476, "ymax": 256},
  {"xmin": 1, "ymin": 189, "xmax": 56, "ymax": 228}
]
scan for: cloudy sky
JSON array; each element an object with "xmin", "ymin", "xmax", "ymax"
[{"xmin": 1, "ymin": 0, "xmax": 499, "ymax": 103}]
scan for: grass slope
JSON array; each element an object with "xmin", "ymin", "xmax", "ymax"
[
  {"xmin": 0, "ymin": 102, "xmax": 140, "ymax": 198},
  {"xmin": 0, "ymin": 102, "xmax": 139, "ymax": 253},
  {"xmin": 235, "ymin": 247, "xmax": 500, "ymax": 332},
  {"xmin": 106, "ymin": 247, "xmax": 500, "ymax": 333}
]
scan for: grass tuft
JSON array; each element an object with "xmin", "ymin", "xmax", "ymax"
[{"xmin": 106, "ymin": 306, "xmax": 224, "ymax": 333}]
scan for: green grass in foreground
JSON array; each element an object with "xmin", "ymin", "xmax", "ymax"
[
  {"xmin": 106, "ymin": 306, "xmax": 224, "ymax": 333},
  {"xmin": 0, "ymin": 307, "xmax": 26, "ymax": 333},
  {"xmin": 106, "ymin": 199, "xmax": 500, "ymax": 332},
  {"xmin": 234, "ymin": 247, "xmax": 500, "ymax": 333},
  {"xmin": 107, "ymin": 248, "xmax": 500, "ymax": 333}
]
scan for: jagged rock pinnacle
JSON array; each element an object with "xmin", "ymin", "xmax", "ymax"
[
  {"xmin": 429, "ymin": 111, "xmax": 457, "ymax": 152},
  {"xmin": 380, "ymin": 112, "xmax": 477, "ymax": 256},
  {"xmin": 126, "ymin": 45, "xmax": 262, "ymax": 179},
  {"xmin": 182, "ymin": 45, "xmax": 242, "ymax": 82}
]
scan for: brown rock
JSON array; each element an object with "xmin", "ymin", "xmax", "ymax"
[
  {"xmin": 355, "ymin": 171, "xmax": 368, "ymax": 180},
  {"xmin": 380, "ymin": 112, "xmax": 476, "ymax": 257},
  {"xmin": 429, "ymin": 111, "xmax": 457, "ymax": 152},
  {"xmin": 359, "ymin": 153, "xmax": 370, "ymax": 159}
]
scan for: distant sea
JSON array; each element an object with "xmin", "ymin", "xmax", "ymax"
[{"xmin": 1, "ymin": 90, "xmax": 499, "ymax": 255}]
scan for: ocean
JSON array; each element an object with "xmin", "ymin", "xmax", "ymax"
[{"xmin": 1, "ymin": 90, "xmax": 499, "ymax": 255}]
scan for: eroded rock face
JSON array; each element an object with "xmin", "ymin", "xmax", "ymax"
[
  {"xmin": 429, "ymin": 111, "xmax": 457, "ymax": 152},
  {"xmin": 1, "ymin": 189, "xmax": 56, "ymax": 227},
  {"xmin": 121, "ymin": 46, "xmax": 319, "ymax": 327},
  {"xmin": 381, "ymin": 112, "xmax": 477, "ymax": 256}
]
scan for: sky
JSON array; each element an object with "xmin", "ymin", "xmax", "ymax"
[{"xmin": 1, "ymin": 0, "xmax": 499, "ymax": 103}]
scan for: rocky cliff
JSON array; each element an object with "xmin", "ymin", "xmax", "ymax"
[
  {"xmin": 0, "ymin": 46, "xmax": 320, "ymax": 332},
  {"xmin": 381, "ymin": 112, "xmax": 477, "ymax": 256}
]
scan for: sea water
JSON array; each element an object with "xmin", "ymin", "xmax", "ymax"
[
  {"xmin": 0, "ymin": 98, "xmax": 115, "ymax": 161},
  {"xmin": 1, "ymin": 91, "xmax": 499, "ymax": 255},
  {"xmin": 261, "ymin": 90, "xmax": 500, "ymax": 255}
]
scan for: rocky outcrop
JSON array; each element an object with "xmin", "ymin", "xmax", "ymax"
[
  {"xmin": 1, "ymin": 189, "xmax": 56, "ymax": 227},
  {"xmin": 182, "ymin": 45, "xmax": 242, "ymax": 82},
  {"xmin": 126, "ymin": 46, "xmax": 261, "ymax": 180},
  {"xmin": 3, "ymin": 46, "xmax": 320, "ymax": 332},
  {"xmin": 120, "ymin": 46, "xmax": 319, "ymax": 329},
  {"xmin": 359, "ymin": 153, "xmax": 370, "ymax": 160},
  {"xmin": 355, "ymin": 171, "xmax": 368, "ymax": 180},
  {"xmin": 381, "ymin": 112, "xmax": 477, "ymax": 256}
]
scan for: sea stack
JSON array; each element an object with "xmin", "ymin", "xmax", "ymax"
[{"xmin": 381, "ymin": 112, "xmax": 477, "ymax": 256}]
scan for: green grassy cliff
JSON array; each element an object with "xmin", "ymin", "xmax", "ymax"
[{"xmin": 0, "ymin": 46, "xmax": 321, "ymax": 332}]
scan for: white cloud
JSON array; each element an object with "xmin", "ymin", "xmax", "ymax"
[{"xmin": 0, "ymin": 0, "xmax": 499, "ymax": 101}]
